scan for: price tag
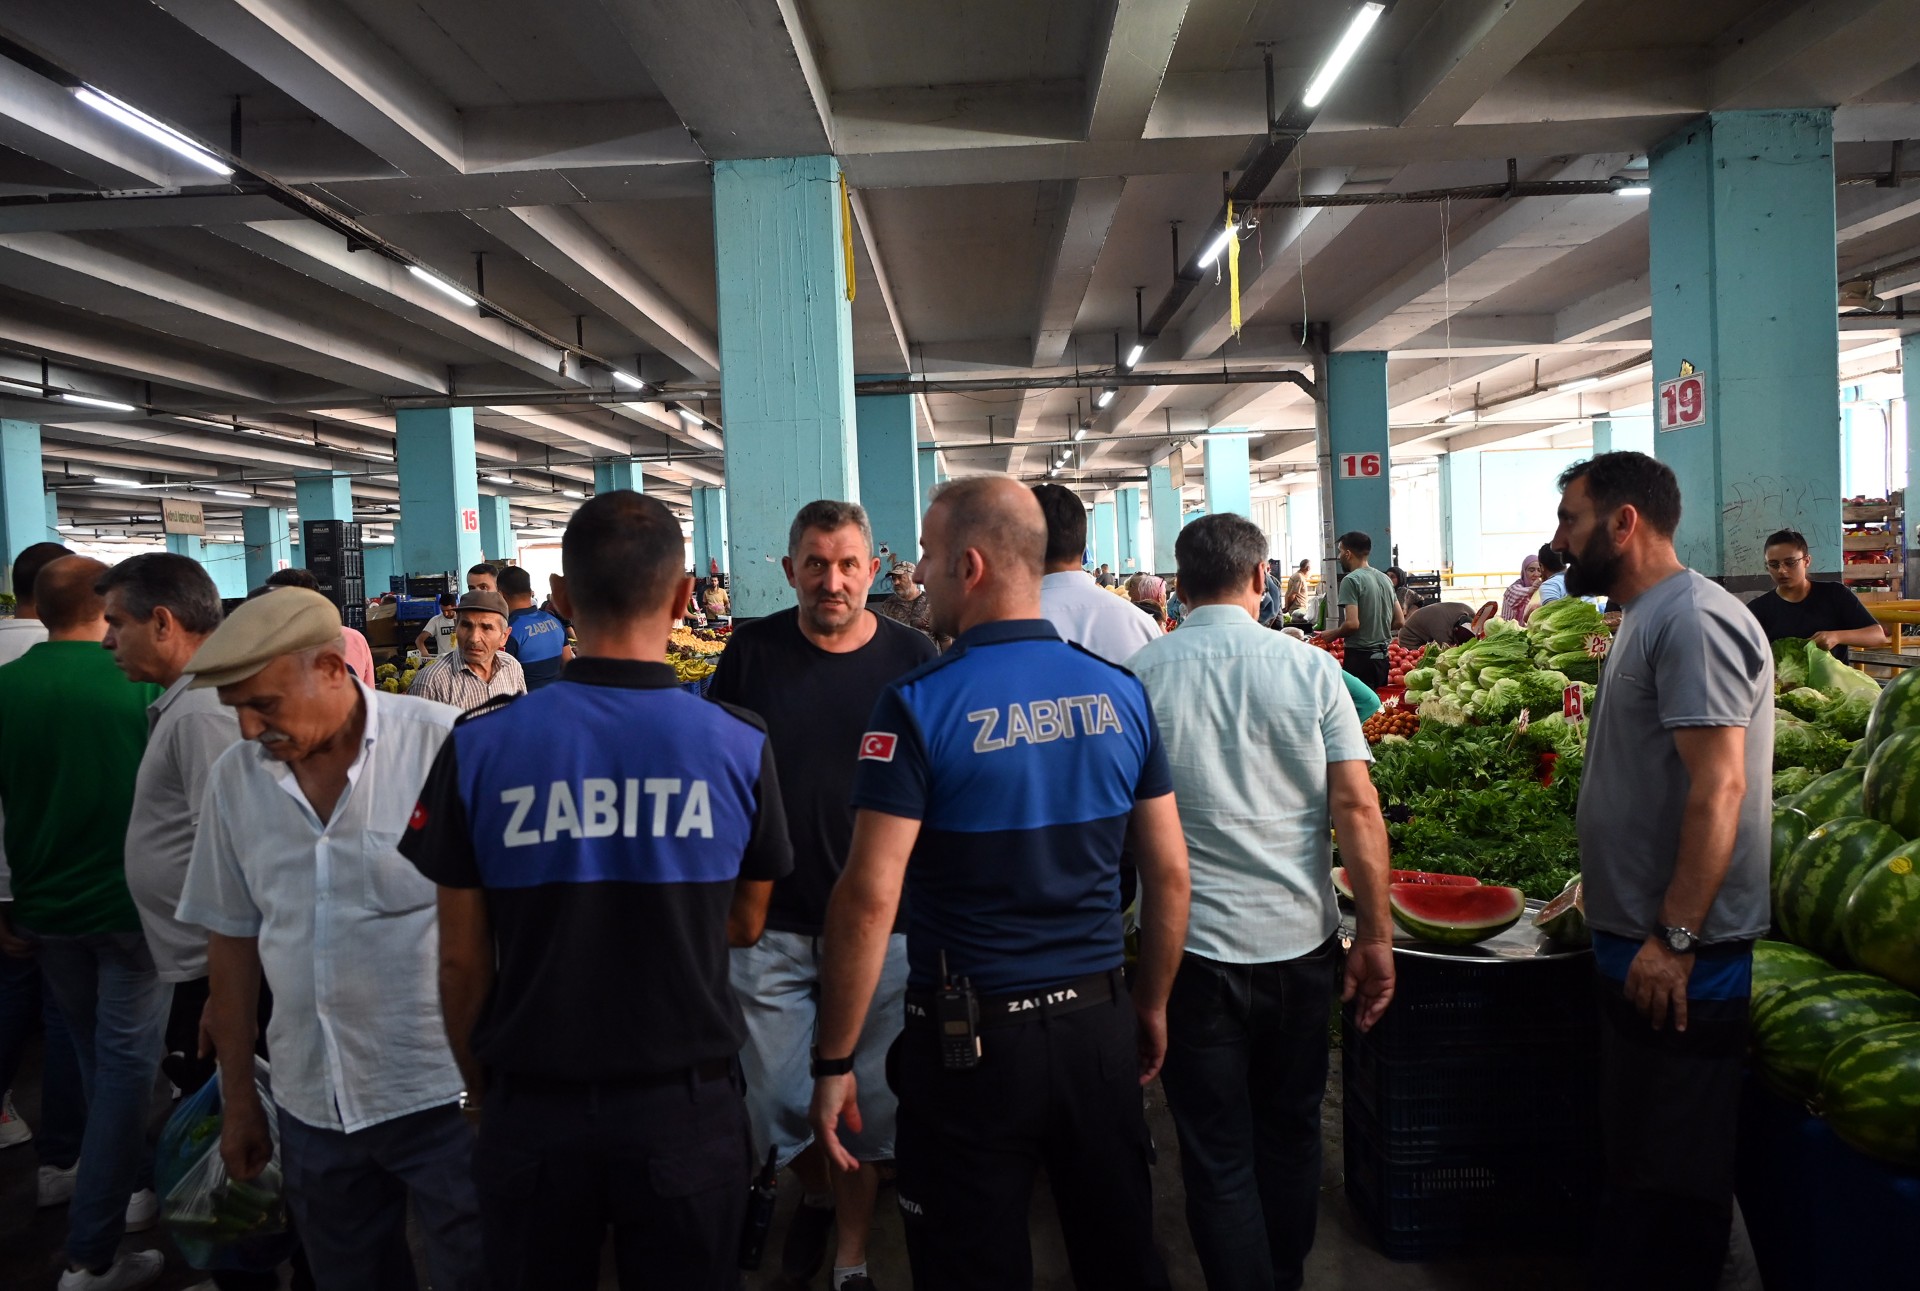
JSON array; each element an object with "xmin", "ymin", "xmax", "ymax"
[
  {"xmin": 461, "ymin": 508, "xmax": 479, "ymax": 533},
  {"xmin": 1657, "ymin": 374, "xmax": 1706, "ymax": 432},
  {"xmin": 1563, "ymin": 684, "xmax": 1585, "ymax": 722},
  {"xmin": 1337, "ymin": 452, "xmax": 1383, "ymax": 479}
]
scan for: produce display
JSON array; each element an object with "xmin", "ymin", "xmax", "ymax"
[
  {"xmin": 669, "ymin": 625, "xmax": 725, "ymax": 684},
  {"xmin": 374, "ymin": 661, "xmax": 417, "ymax": 693},
  {"xmin": 1330, "ymin": 866, "xmax": 1478, "ymax": 901},
  {"xmin": 1386, "ymin": 882, "xmax": 1527, "ymax": 946},
  {"xmin": 1361, "ymin": 704, "xmax": 1419, "ymax": 743},
  {"xmin": 1815, "ymin": 1022, "xmax": 1920, "ymax": 1168},
  {"xmin": 1532, "ymin": 876, "xmax": 1589, "ymax": 946}
]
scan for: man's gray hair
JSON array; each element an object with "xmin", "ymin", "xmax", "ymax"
[
  {"xmin": 94, "ymin": 552, "xmax": 224, "ymax": 635},
  {"xmin": 788, "ymin": 500, "xmax": 874, "ymax": 558},
  {"xmin": 1174, "ymin": 513, "xmax": 1270, "ymax": 601}
]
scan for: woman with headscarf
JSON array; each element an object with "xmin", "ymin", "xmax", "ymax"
[
  {"xmin": 1126, "ymin": 573, "xmax": 1170, "ymax": 631},
  {"xmin": 1500, "ymin": 553, "xmax": 1543, "ymax": 621}
]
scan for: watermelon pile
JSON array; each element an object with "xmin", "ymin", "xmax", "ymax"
[{"xmin": 1752, "ymin": 666, "xmax": 1920, "ymax": 1168}]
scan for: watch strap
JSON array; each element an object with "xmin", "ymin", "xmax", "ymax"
[{"xmin": 811, "ymin": 1050, "xmax": 855, "ymax": 1078}]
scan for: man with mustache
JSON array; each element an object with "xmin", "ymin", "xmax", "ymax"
[
  {"xmin": 1552, "ymin": 452, "xmax": 1771, "ymax": 1291},
  {"xmin": 707, "ymin": 500, "xmax": 935, "ymax": 1290}
]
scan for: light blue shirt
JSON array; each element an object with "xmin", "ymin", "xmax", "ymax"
[
  {"xmin": 177, "ymin": 682, "xmax": 465, "ymax": 1133},
  {"xmin": 1538, "ymin": 572, "xmax": 1568, "ymax": 604},
  {"xmin": 1130, "ymin": 604, "xmax": 1371, "ymax": 963}
]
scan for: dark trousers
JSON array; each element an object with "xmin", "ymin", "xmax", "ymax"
[
  {"xmin": 1159, "ymin": 943, "xmax": 1336, "ymax": 1291},
  {"xmin": 1343, "ymin": 650, "xmax": 1389, "ymax": 688},
  {"xmin": 890, "ymin": 985, "xmax": 1170, "ymax": 1291},
  {"xmin": 475, "ymin": 1065, "xmax": 752, "ymax": 1291},
  {"xmin": 277, "ymin": 1102, "xmax": 482, "ymax": 1291},
  {"xmin": 1591, "ymin": 974, "xmax": 1749, "ymax": 1291}
]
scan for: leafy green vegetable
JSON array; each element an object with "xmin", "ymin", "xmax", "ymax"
[
  {"xmin": 1772, "ymin": 766, "xmax": 1818, "ymax": 799},
  {"xmin": 1805, "ymin": 643, "xmax": 1880, "ymax": 702},
  {"xmin": 1772, "ymin": 713, "xmax": 1852, "ymax": 773},
  {"xmin": 1773, "ymin": 638, "xmax": 1810, "ymax": 690},
  {"xmin": 1777, "ymin": 687, "xmax": 1832, "ymax": 722},
  {"xmin": 1820, "ymin": 689, "xmax": 1876, "ymax": 741}
]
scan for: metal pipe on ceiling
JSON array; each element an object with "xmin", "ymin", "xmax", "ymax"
[{"xmin": 854, "ymin": 369, "xmax": 1317, "ymax": 397}]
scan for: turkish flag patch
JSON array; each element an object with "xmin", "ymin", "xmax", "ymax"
[
  {"xmin": 409, "ymin": 802, "xmax": 428, "ymax": 831},
  {"xmin": 859, "ymin": 732, "xmax": 897, "ymax": 762}
]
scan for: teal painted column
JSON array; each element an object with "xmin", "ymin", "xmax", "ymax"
[
  {"xmin": 857, "ymin": 381, "xmax": 920, "ymax": 590},
  {"xmin": 199, "ymin": 540, "xmax": 250, "ymax": 599},
  {"xmin": 0, "ymin": 420, "xmax": 46, "ymax": 585},
  {"xmin": 713, "ymin": 154, "xmax": 858, "ymax": 617},
  {"xmin": 294, "ymin": 471, "xmax": 353, "ymax": 523},
  {"xmin": 44, "ymin": 491, "xmax": 59, "ymax": 540},
  {"xmin": 477, "ymin": 495, "xmax": 514, "ymax": 562},
  {"xmin": 1203, "ymin": 435, "xmax": 1252, "ymax": 517},
  {"xmin": 1148, "ymin": 464, "xmax": 1181, "ymax": 574},
  {"xmin": 395, "ymin": 406, "xmax": 483, "ymax": 582},
  {"xmin": 1327, "ymin": 351, "xmax": 1392, "ymax": 558},
  {"xmin": 1091, "ymin": 500, "xmax": 1118, "ymax": 570},
  {"xmin": 692, "ymin": 487, "xmax": 729, "ymax": 576},
  {"xmin": 242, "ymin": 507, "xmax": 290, "ymax": 587},
  {"xmin": 1440, "ymin": 449, "xmax": 1483, "ymax": 573},
  {"xmin": 1184, "ymin": 509, "xmax": 1207, "ymax": 527},
  {"xmin": 165, "ymin": 533, "xmax": 204, "ymax": 561},
  {"xmin": 1650, "ymin": 109, "xmax": 1840, "ymax": 583},
  {"xmin": 1115, "ymin": 487, "xmax": 1142, "ymax": 573},
  {"xmin": 1590, "ymin": 417, "xmax": 1612, "ymax": 457},
  {"xmin": 593, "ymin": 459, "xmax": 643, "ymax": 494},
  {"xmin": 918, "ymin": 447, "xmax": 943, "ymax": 523},
  {"xmin": 363, "ymin": 541, "xmax": 397, "ymax": 596}
]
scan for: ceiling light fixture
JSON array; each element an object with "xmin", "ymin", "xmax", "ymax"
[
  {"xmin": 483, "ymin": 474, "xmax": 511, "ymax": 485},
  {"xmin": 1555, "ymin": 377, "xmax": 1603, "ymax": 393},
  {"xmin": 1073, "ymin": 425, "xmax": 1088, "ymax": 441},
  {"xmin": 407, "ymin": 264, "xmax": 477, "ymax": 307},
  {"xmin": 1613, "ymin": 184, "xmax": 1651, "ymax": 198},
  {"xmin": 1125, "ymin": 343, "xmax": 1144, "ymax": 369},
  {"xmin": 0, "ymin": 378, "xmax": 42, "ymax": 396},
  {"xmin": 675, "ymin": 405, "xmax": 704, "ymax": 426},
  {"xmin": 610, "ymin": 369, "xmax": 646, "ymax": 391},
  {"xmin": 562, "ymin": 489, "xmax": 586, "ymax": 500},
  {"xmin": 1444, "ymin": 408, "xmax": 1478, "ymax": 423},
  {"xmin": 1197, "ymin": 225, "xmax": 1237, "ymax": 268},
  {"xmin": 1094, "ymin": 388, "xmax": 1117, "ymax": 409},
  {"xmin": 214, "ymin": 489, "xmax": 251, "ymax": 500},
  {"xmin": 60, "ymin": 392, "xmax": 138, "ymax": 412},
  {"xmin": 1300, "ymin": 2, "xmax": 1387, "ymax": 109},
  {"xmin": 73, "ymin": 86, "xmax": 233, "ymax": 176},
  {"xmin": 93, "ymin": 475, "xmax": 142, "ymax": 487}
]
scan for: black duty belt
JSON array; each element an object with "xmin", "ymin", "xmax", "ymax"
[{"xmin": 904, "ymin": 969, "xmax": 1119, "ymax": 1031}]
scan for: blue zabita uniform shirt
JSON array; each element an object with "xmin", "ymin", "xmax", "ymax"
[
  {"xmin": 850, "ymin": 619, "xmax": 1173, "ymax": 995},
  {"xmin": 401, "ymin": 657, "xmax": 792, "ymax": 1080},
  {"xmin": 504, "ymin": 605, "xmax": 568, "ymax": 690}
]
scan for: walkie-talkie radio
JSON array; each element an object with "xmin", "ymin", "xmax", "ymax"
[{"xmin": 935, "ymin": 950, "xmax": 981, "ymax": 1070}]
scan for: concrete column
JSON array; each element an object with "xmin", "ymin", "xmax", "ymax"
[
  {"xmin": 396, "ymin": 406, "xmax": 483, "ymax": 580},
  {"xmin": 242, "ymin": 507, "xmax": 290, "ymax": 587},
  {"xmin": 1148, "ymin": 463, "xmax": 1181, "ymax": 574},
  {"xmin": 477, "ymin": 495, "xmax": 514, "ymax": 563},
  {"xmin": 1650, "ymin": 109, "xmax": 1840, "ymax": 584},
  {"xmin": 1091, "ymin": 500, "xmax": 1118, "ymax": 571},
  {"xmin": 856, "ymin": 381, "xmax": 920, "ymax": 589},
  {"xmin": 593, "ymin": 459, "xmax": 643, "ymax": 494},
  {"xmin": 1203, "ymin": 435, "xmax": 1252, "ymax": 517},
  {"xmin": 1590, "ymin": 417, "xmax": 1612, "ymax": 457},
  {"xmin": 1906, "ymin": 335, "xmax": 1920, "ymax": 595},
  {"xmin": 0, "ymin": 420, "xmax": 47, "ymax": 587},
  {"xmin": 364, "ymin": 541, "xmax": 398, "ymax": 596},
  {"xmin": 164, "ymin": 533, "xmax": 204, "ymax": 561},
  {"xmin": 44, "ymin": 491, "xmax": 58, "ymax": 540},
  {"xmin": 197, "ymin": 541, "xmax": 250, "ymax": 599},
  {"xmin": 1327, "ymin": 351, "xmax": 1392, "ymax": 559},
  {"xmin": 1115, "ymin": 487, "xmax": 1142, "ymax": 573},
  {"xmin": 713, "ymin": 154, "xmax": 858, "ymax": 617},
  {"xmin": 918, "ymin": 446, "xmax": 943, "ymax": 524},
  {"xmin": 294, "ymin": 471, "xmax": 353, "ymax": 523},
  {"xmin": 692, "ymin": 487, "xmax": 729, "ymax": 576},
  {"xmin": 1185, "ymin": 508, "xmax": 1207, "ymax": 527},
  {"xmin": 1440, "ymin": 448, "xmax": 1483, "ymax": 573}
]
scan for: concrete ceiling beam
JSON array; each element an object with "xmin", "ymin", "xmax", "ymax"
[
  {"xmin": 1396, "ymin": 0, "xmax": 1589, "ymax": 129},
  {"xmin": 1031, "ymin": 177, "xmax": 1128, "ymax": 368},
  {"xmin": 0, "ymin": 300, "xmax": 281, "ymax": 402},
  {"xmin": 0, "ymin": 194, "xmax": 296, "ymax": 236},
  {"xmin": 1085, "ymin": 0, "xmax": 1193, "ymax": 142},
  {"xmin": 1711, "ymin": 0, "xmax": 1920, "ymax": 110},
  {"xmin": 0, "ymin": 57, "xmax": 196, "ymax": 189}
]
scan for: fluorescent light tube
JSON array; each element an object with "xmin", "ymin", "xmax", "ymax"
[
  {"xmin": 94, "ymin": 475, "xmax": 142, "ymax": 487},
  {"xmin": 407, "ymin": 264, "xmax": 477, "ymax": 307},
  {"xmin": 675, "ymin": 406, "xmax": 703, "ymax": 425},
  {"xmin": 73, "ymin": 86, "xmax": 233, "ymax": 176},
  {"xmin": 1300, "ymin": 2, "xmax": 1386, "ymax": 109},
  {"xmin": 61, "ymin": 392, "xmax": 137, "ymax": 412},
  {"xmin": 1614, "ymin": 184, "xmax": 1651, "ymax": 197},
  {"xmin": 1095, "ymin": 388, "xmax": 1117, "ymax": 409},
  {"xmin": 214, "ymin": 490, "xmax": 251, "ymax": 499},
  {"xmin": 1197, "ymin": 225, "xmax": 1236, "ymax": 268},
  {"xmin": 611, "ymin": 370, "xmax": 645, "ymax": 391},
  {"xmin": 484, "ymin": 474, "xmax": 511, "ymax": 485},
  {"xmin": 1074, "ymin": 426, "xmax": 1088, "ymax": 441},
  {"xmin": 562, "ymin": 489, "xmax": 586, "ymax": 500},
  {"xmin": 1125, "ymin": 343, "xmax": 1144, "ymax": 368},
  {"xmin": 0, "ymin": 378, "xmax": 42, "ymax": 396},
  {"xmin": 1444, "ymin": 408, "xmax": 1478, "ymax": 423},
  {"xmin": 1556, "ymin": 377, "xmax": 1603, "ymax": 393}
]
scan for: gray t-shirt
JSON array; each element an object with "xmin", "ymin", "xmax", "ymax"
[
  {"xmin": 1337, "ymin": 565, "xmax": 1397, "ymax": 652},
  {"xmin": 1577, "ymin": 569, "xmax": 1774, "ymax": 944}
]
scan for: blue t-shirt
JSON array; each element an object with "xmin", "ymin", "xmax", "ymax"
[
  {"xmin": 850, "ymin": 619, "xmax": 1172, "ymax": 994},
  {"xmin": 505, "ymin": 605, "xmax": 567, "ymax": 690}
]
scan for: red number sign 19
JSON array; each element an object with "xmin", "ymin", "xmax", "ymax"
[
  {"xmin": 1657, "ymin": 375, "xmax": 1706, "ymax": 432},
  {"xmin": 1337, "ymin": 452, "xmax": 1383, "ymax": 480}
]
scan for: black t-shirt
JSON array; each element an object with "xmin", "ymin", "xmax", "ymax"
[
  {"xmin": 707, "ymin": 608, "xmax": 938, "ymax": 935},
  {"xmin": 399, "ymin": 657, "xmax": 792, "ymax": 1080},
  {"xmin": 1746, "ymin": 581, "xmax": 1879, "ymax": 664}
]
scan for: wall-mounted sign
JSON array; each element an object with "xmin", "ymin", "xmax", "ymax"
[
  {"xmin": 1657, "ymin": 374, "xmax": 1706, "ymax": 432},
  {"xmin": 461, "ymin": 508, "xmax": 479, "ymax": 533},
  {"xmin": 1336, "ymin": 452, "xmax": 1383, "ymax": 480},
  {"xmin": 162, "ymin": 498, "xmax": 205, "ymax": 536}
]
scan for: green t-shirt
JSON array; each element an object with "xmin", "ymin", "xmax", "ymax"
[
  {"xmin": 1337, "ymin": 565, "xmax": 1397, "ymax": 652},
  {"xmin": 0, "ymin": 641, "xmax": 159, "ymax": 935}
]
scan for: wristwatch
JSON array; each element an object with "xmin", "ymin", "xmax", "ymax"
[
  {"xmin": 1658, "ymin": 925, "xmax": 1698, "ymax": 954},
  {"xmin": 810, "ymin": 1049, "xmax": 855, "ymax": 1078}
]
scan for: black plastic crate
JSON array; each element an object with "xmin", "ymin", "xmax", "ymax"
[
  {"xmin": 306, "ymin": 547, "xmax": 363, "ymax": 580},
  {"xmin": 340, "ymin": 602, "xmax": 367, "ymax": 631},
  {"xmin": 1343, "ymin": 1015, "xmax": 1598, "ymax": 1147},
  {"xmin": 301, "ymin": 520, "xmax": 361, "ymax": 553},
  {"xmin": 315, "ymin": 575, "xmax": 364, "ymax": 608},
  {"xmin": 406, "ymin": 573, "xmax": 456, "ymax": 599},
  {"xmin": 1352, "ymin": 947, "xmax": 1597, "ymax": 1059}
]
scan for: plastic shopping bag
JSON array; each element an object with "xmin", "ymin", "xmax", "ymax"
[{"xmin": 154, "ymin": 1058, "xmax": 295, "ymax": 1272}]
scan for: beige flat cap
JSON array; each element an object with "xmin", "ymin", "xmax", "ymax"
[{"xmin": 188, "ymin": 587, "xmax": 344, "ymax": 688}]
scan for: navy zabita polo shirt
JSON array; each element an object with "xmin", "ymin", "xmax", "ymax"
[{"xmin": 850, "ymin": 619, "xmax": 1172, "ymax": 995}]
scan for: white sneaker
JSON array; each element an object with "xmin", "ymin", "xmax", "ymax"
[
  {"xmin": 0, "ymin": 1090, "xmax": 32, "ymax": 1147},
  {"xmin": 124, "ymin": 1187, "xmax": 158, "ymax": 1232},
  {"xmin": 56, "ymin": 1250, "xmax": 164, "ymax": 1291},
  {"xmin": 37, "ymin": 1162, "xmax": 77, "ymax": 1207}
]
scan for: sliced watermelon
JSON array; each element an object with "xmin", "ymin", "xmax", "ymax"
[
  {"xmin": 1532, "ymin": 878, "xmax": 1589, "ymax": 946},
  {"xmin": 1331, "ymin": 867, "xmax": 1479, "ymax": 901},
  {"xmin": 1389, "ymin": 883, "xmax": 1526, "ymax": 946}
]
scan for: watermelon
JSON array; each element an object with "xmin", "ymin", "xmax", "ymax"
[
  {"xmin": 1770, "ymin": 807, "xmax": 1811, "ymax": 928},
  {"xmin": 1777, "ymin": 817, "xmax": 1904, "ymax": 962},
  {"xmin": 1862, "ymin": 727, "xmax": 1920, "ymax": 839},
  {"xmin": 1842, "ymin": 842, "xmax": 1920, "ymax": 993},
  {"xmin": 1750, "ymin": 971, "xmax": 1920, "ymax": 1100},
  {"xmin": 1862, "ymin": 666, "xmax": 1920, "ymax": 757},
  {"xmin": 1331, "ymin": 867, "xmax": 1478, "ymax": 901},
  {"xmin": 1532, "ymin": 878, "xmax": 1588, "ymax": 946},
  {"xmin": 1751, "ymin": 941, "xmax": 1832, "ymax": 1023},
  {"xmin": 1785, "ymin": 766, "xmax": 1866, "ymax": 826},
  {"xmin": 1388, "ymin": 883, "xmax": 1526, "ymax": 946},
  {"xmin": 1815, "ymin": 1022, "xmax": 1920, "ymax": 1169}
]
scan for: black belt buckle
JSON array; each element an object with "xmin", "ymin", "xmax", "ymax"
[{"xmin": 935, "ymin": 951, "xmax": 981, "ymax": 1071}]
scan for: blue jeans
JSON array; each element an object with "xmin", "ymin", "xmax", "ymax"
[
  {"xmin": 0, "ymin": 944, "xmax": 86, "ymax": 1167},
  {"xmin": 1159, "ymin": 942, "xmax": 1337, "ymax": 1291},
  {"xmin": 31, "ymin": 929, "xmax": 169, "ymax": 1268},
  {"xmin": 277, "ymin": 1101, "xmax": 482, "ymax": 1291}
]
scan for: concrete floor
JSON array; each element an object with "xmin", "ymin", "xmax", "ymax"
[{"xmin": 0, "ymin": 1034, "xmax": 1760, "ymax": 1290}]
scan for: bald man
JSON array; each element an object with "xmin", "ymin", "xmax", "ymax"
[
  {"xmin": 810, "ymin": 476, "xmax": 1191, "ymax": 1291},
  {"xmin": 0, "ymin": 556, "xmax": 170, "ymax": 1289}
]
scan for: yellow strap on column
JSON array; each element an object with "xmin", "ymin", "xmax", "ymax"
[
  {"xmin": 841, "ymin": 173, "xmax": 857, "ymax": 304},
  {"xmin": 1227, "ymin": 200, "xmax": 1241, "ymax": 338}
]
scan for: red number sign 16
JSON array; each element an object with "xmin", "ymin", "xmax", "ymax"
[{"xmin": 1339, "ymin": 452, "xmax": 1382, "ymax": 479}]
